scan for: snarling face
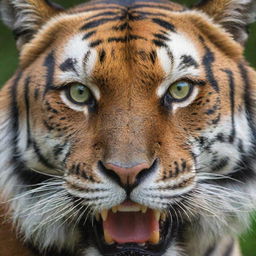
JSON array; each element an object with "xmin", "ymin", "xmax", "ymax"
[{"xmin": 0, "ymin": 0, "xmax": 256, "ymax": 255}]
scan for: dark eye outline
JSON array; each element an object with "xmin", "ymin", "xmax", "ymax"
[
  {"xmin": 166, "ymin": 80, "xmax": 194, "ymax": 103},
  {"xmin": 65, "ymin": 83, "xmax": 96, "ymax": 107},
  {"xmin": 162, "ymin": 78, "xmax": 205, "ymax": 107}
]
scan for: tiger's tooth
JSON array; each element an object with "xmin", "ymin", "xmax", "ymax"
[
  {"xmin": 95, "ymin": 213, "xmax": 100, "ymax": 221},
  {"xmin": 141, "ymin": 205, "xmax": 148, "ymax": 213},
  {"xmin": 112, "ymin": 206, "xmax": 118, "ymax": 213},
  {"xmin": 101, "ymin": 209, "xmax": 108, "ymax": 221},
  {"xmin": 104, "ymin": 229, "xmax": 114, "ymax": 244},
  {"xmin": 149, "ymin": 230, "xmax": 160, "ymax": 244},
  {"xmin": 154, "ymin": 210, "xmax": 161, "ymax": 222}
]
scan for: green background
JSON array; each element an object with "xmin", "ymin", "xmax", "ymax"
[{"xmin": 0, "ymin": 0, "xmax": 255, "ymax": 255}]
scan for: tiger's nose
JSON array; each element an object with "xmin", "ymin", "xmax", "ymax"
[{"xmin": 102, "ymin": 162, "xmax": 150, "ymax": 186}]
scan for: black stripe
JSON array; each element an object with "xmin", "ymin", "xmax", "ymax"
[
  {"xmin": 83, "ymin": 51, "xmax": 91, "ymax": 70},
  {"xmin": 112, "ymin": 22, "xmax": 132, "ymax": 31},
  {"xmin": 24, "ymin": 76, "xmax": 32, "ymax": 148},
  {"xmin": 10, "ymin": 71, "xmax": 23, "ymax": 161},
  {"xmin": 152, "ymin": 39, "xmax": 167, "ymax": 47},
  {"xmin": 149, "ymin": 50, "xmax": 157, "ymax": 64},
  {"xmin": 90, "ymin": 39, "xmax": 103, "ymax": 47},
  {"xmin": 221, "ymin": 69, "xmax": 236, "ymax": 143},
  {"xmin": 59, "ymin": 58, "xmax": 78, "ymax": 74},
  {"xmin": 238, "ymin": 63, "xmax": 256, "ymax": 137},
  {"xmin": 80, "ymin": 16, "xmax": 125, "ymax": 30},
  {"xmin": 131, "ymin": 4, "xmax": 175, "ymax": 11},
  {"xmin": 108, "ymin": 34, "xmax": 147, "ymax": 42},
  {"xmin": 152, "ymin": 18, "xmax": 176, "ymax": 32},
  {"xmin": 202, "ymin": 45, "xmax": 219, "ymax": 92},
  {"xmin": 9, "ymin": 72, "xmax": 50, "ymax": 186},
  {"xmin": 34, "ymin": 88, "xmax": 39, "ymax": 100},
  {"xmin": 83, "ymin": 30, "xmax": 96, "ymax": 40},
  {"xmin": 76, "ymin": 6, "xmax": 125, "ymax": 13},
  {"xmin": 99, "ymin": 49, "xmax": 106, "ymax": 63},
  {"xmin": 154, "ymin": 33, "xmax": 169, "ymax": 41},
  {"xmin": 133, "ymin": 10, "xmax": 167, "ymax": 17},
  {"xmin": 179, "ymin": 55, "xmax": 199, "ymax": 70},
  {"xmin": 32, "ymin": 140, "xmax": 55, "ymax": 169},
  {"xmin": 53, "ymin": 141, "xmax": 68, "ymax": 158},
  {"xmin": 226, "ymin": 63, "xmax": 256, "ymax": 182},
  {"xmin": 85, "ymin": 11, "xmax": 120, "ymax": 20},
  {"xmin": 43, "ymin": 51, "xmax": 55, "ymax": 95}
]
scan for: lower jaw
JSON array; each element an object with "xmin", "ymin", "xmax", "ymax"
[{"xmin": 92, "ymin": 215, "xmax": 179, "ymax": 256}]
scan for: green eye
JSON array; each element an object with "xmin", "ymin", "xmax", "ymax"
[
  {"xmin": 68, "ymin": 84, "xmax": 91, "ymax": 104},
  {"xmin": 168, "ymin": 81, "xmax": 192, "ymax": 101}
]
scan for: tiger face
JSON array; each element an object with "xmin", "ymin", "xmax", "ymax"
[{"xmin": 0, "ymin": 0, "xmax": 256, "ymax": 256}]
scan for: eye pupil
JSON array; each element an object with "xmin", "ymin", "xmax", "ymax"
[
  {"xmin": 69, "ymin": 84, "xmax": 91, "ymax": 104},
  {"xmin": 168, "ymin": 81, "xmax": 191, "ymax": 101}
]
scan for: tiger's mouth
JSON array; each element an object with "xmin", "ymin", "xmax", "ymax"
[{"xmin": 93, "ymin": 201, "xmax": 178, "ymax": 256}]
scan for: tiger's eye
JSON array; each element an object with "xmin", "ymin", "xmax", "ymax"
[
  {"xmin": 168, "ymin": 81, "xmax": 191, "ymax": 100},
  {"xmin": 69, "ymin": 84, "xmax": 91, "ymax": 104}
]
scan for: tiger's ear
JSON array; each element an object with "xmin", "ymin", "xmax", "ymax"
[
  {"xmin": 0, "ymin": 0, "xmax": 64, "ymax": 50},
  {"xmin": 194, "ymin": 0, "xmax": 256, "ymax": 45}
]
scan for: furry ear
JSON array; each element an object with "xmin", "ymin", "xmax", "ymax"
[
  {"xmin": 0, "ymin": 0, "xmax": 63, "ymax": 50},
  {"xmin": 194, "ymin": 0, "xmax": 256, "ymax": 45}
]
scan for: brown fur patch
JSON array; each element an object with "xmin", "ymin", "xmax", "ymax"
[{"xmin": 0, "ymin": 205, "xmax": 34, "ymax": 256}]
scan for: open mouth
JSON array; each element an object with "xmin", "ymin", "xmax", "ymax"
[{"xmin": 93, "ymin": 201, "xmax": 178, "ymax": 256}]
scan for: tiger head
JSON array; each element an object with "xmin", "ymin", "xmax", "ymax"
[{"xmin": 0, "ymin": 0, "xmax": 256, "ymax": 255}]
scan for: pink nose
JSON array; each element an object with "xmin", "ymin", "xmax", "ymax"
[{"xmin": 104, "ymin": 162, "xmax": 150, "ymax": 185}]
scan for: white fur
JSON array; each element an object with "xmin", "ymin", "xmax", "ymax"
[
  {"xmin": 64, "ymin": 172, "xmax": 127, "ymax": 212},
  {"xmin": 195, "ymin": 111, "xmax": 252, "ymax": 176},
  {"xmin": 57, "ymin": 34, "xmax": 100, "ymax": 100},
  {"xmin": 157, "ymin": 32, "xmax": 200, "ymax": 98}
]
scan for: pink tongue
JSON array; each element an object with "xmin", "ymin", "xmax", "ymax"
[{"xmin": 103, "ymin": 210, "xmax": 159, "ymax": 244}]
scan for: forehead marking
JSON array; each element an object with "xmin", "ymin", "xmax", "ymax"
[
  {"xmin": 59, "ymin": 58, "xmax": 78, "ymax": 75},
  {"xmin": 61, "ymin": 34, "xmax": 97, "ymax": 78},
  {"xmin": 202, "ymin": 43, "xmax": 219, "ymax": 92},
  {"xmin": 157, "ymin": 32, "xmax": 200, "ymax": 97},
  {"xmin": 152, "ymin": 18, "xmax": 176, "ymax": 32},
  {"xmin": 90, "ymin": 39, "xmax": 103, "ymax": 48},
  {"xmin": 178, "ymin": 55, "xmax": 199, "ymax": 71},
  {"xmin": 80, "ymin": 16, "xmax": 124, "ymax": 31},
  {"xmin": 83, "ymin": 31, "xmax": 96, "ymax": 40},
  {"xmin": 43, "ymin": 51, "xmax": 55, "ymax": 95},
  {"xmin": 58, "ymin": 34, "xmax": 100, "ymax": 100}
]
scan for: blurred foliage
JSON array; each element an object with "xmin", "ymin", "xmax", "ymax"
[{"xmin": 0, "ymin": 0, "xmax": 255, "ymax": 255}]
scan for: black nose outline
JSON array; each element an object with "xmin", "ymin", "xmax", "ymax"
[{"xmin": 98, "ymin": 159, "xmax": 159, "ymax": 196}]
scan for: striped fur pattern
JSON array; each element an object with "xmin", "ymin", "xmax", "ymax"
[{"xmin": 0, "ymin": 0, "xmax": 256, "ymax": 255}]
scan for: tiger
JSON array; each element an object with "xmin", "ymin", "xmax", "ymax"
[{"xmin": 0, "ymin": 0, "xmax": 256, "ymax": 255}]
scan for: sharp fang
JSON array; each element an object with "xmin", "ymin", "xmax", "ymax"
[
  {"xmin": 141, "ymin": 205, "xmax": 147, "ymax": 213},
  {"xmin": 149, "ymin": 230, "xmax": 160, "ymax": 244},
  {"xmin": 154, "ymin": 210, "xmax": 161, "ymax": 222},
  {"xmin": 101, "ymin": 209, "xmax": 108, "ymax": 221},
  {"xmin": 104, "ymin": 229, "xmax": 114, "ymax": 244},
  {"xmin": 95, "ymin": 213, "xmax": 100, "ymax": 221},
  {"xmin": 112, "ymin": 206, "xmax": 118, "ymax": 213}
]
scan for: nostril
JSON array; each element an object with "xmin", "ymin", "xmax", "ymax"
[
  {"xmin": 98, "ymin": 161, "xmax": 122, "ymax": 186},
  {"xmin": 98, "ymin": 159, "xmax": 159, "ymax": 189},
  {"xmin": 135, "ymin": 159, "xmax": 159, "ymax": 185},
  {"xmin": 104, "ymin": 162, "xmax": 150, "ymax": 186}
]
